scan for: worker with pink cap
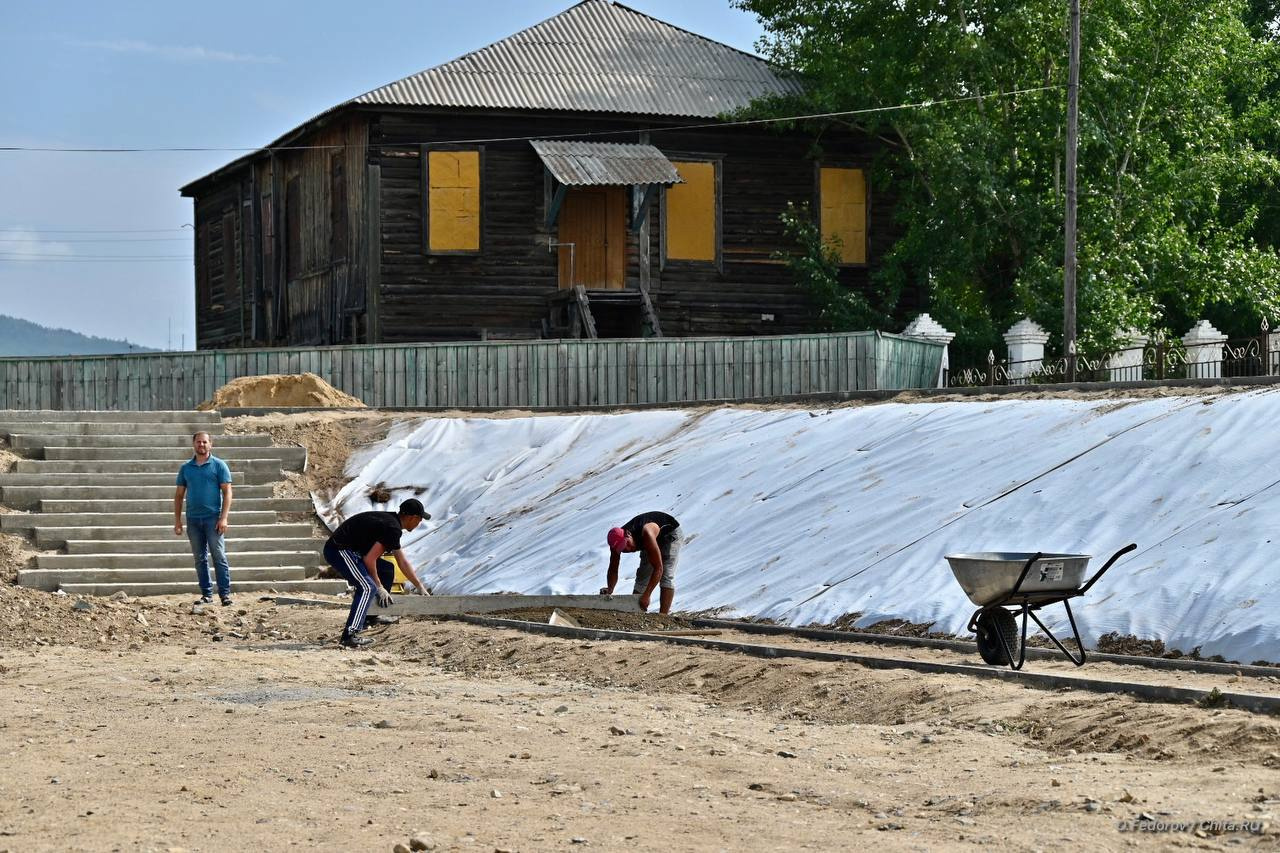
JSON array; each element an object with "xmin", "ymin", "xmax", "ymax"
[{"xmin": 600, "ymin": 511, "xmax": 683, "ymax": 613}]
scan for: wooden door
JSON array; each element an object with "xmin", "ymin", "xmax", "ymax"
[{"xmin": 558, "ymin": 187, "xmax": 625, "ymax": 290}]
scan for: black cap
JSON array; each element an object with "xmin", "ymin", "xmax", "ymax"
[{"xmin": 398, "ymin": 498, "xmax": 429, "ymax": 519}]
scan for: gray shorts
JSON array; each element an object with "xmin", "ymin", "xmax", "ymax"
[{"xmin": 632, "ymin": 532, "xmax": 682, "ymax": 592}]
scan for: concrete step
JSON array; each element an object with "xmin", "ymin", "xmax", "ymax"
[
  {"xmin": 39, "ymin": 497, "xmax": 312, "ymax": 514},
  {"xmin": 20, "ymin": 565, "xmax": 318, "ymax": 590},
  {"xmin": 57, "ymin": 579, "xmax": 349, "ymax": 598},
  {"xmin": 36, "ymin": 551, "xmax": 322, "ymax": 570},
  {"xmin": 64, "ymin": 536, "xmax": 324, "ymax": 555},
  {"xmin": 2, "ymin": 510, "xmax": 281, "ymax": 533},
  {"xmin": 8, "ymin": 433, "xmax": 274, "ymax": 450},
  {"xmin": 1, "ymin": 484, "xmax": 277, "ymax": 510},
  {"xmin": 35, "ymin": 523, "xmax": 315, "ymax": 547},
  {"xmin": 0, "ymin": 422, "xmax": 225, "ymax": 436},
  {"xmin": 13, "ymin": 459, "xmax": 284, "ymax": 475},
  {"xmin": 0, "ymin": 410, "xmax": 221, "ymax": 424},
  {"xmin": 42, "ymin": 446, "xmax": 305, "ymax": 466},
  {"xmin": 0, "ymin": 471, "xmax": 277, "ymax": 486}
]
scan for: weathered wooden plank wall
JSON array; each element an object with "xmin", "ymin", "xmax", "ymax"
[
  {"xmin": 198, "ymin": 117, "xmax": 372, "ymax": 351},
  {"xmin": 193, "ymin": 184, "xmax": 246, "ymax": 349},
  {"xmin": 368, "ymin": 113, "xmax": 906, "ymax": 342},
  {"xmin": 0, "ymin": 333, "xmax": 942, "ymax": 411},
  {"xmin": 187, "ymin": 109, "xmax": 919, "ymax": 350}
]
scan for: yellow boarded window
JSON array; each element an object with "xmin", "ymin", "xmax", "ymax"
[
  {"xmin": 820, "ymin": 167, "xmax": 867, "ymax": 265},
  {"xmin": 427, "ymin": 150, "xmax": 481, "ymax": 252},
  {"xmin": 665, "ymin": 161, "xmax": 717, "ymax": 262}
]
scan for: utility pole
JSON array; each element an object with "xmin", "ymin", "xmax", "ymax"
[{"xmin": 1063, "ymin": 0, "xmax": 1081, "ymax": 380}]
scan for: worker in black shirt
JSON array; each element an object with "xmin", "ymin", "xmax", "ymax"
[
  {"xmin": 324, "ymin": 499, "xmax": 432, "ymax": 648},
  {"xmin": 600, "ymin": 511, "xmax": 683, "ymax": 614}
]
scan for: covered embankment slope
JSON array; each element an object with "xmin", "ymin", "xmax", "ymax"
[{"xmin": 322, "ymin": 388, "xmax": 1280, "ymax": 663}]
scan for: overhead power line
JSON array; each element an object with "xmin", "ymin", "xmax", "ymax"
[
  {"xmin": 0, "ymin": 254, "xmax": 192, "ymax": 262},
  {"xmin": 0, "ymin": 227, "xmax": 190, "ymax": 234},
  {"xmin": 0, "ymin": 237, "xmax": 189, "ymax": 243},
  {"xmin": 0, "ymin": 86, "xmax": 1062, "ymax": 155}
]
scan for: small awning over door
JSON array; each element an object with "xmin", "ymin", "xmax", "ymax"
[{"xmin": 531, "ymin": 140, "xmax": 683, "ymax": 186}]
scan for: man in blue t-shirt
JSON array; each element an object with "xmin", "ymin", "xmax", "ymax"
[{"xmin": 174, "ymin": 431, "xmax": 234, "ymax": 605}]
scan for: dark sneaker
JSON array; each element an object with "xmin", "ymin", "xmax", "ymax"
[
  {"xmin": 339, "ymin": 632, "xmax": 373, "ymax": 649},
  {"xmin": 219, "ymin": 595, "xmax": 233, "ymax": 607},
  {"xmin": 195, "ymin": 595, "xmax": 213, "ymax": 605}
]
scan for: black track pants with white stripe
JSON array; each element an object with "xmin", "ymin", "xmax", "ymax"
[{"xmin": 324, "ymin": 540, "xmax": 375, "ymax": 635}]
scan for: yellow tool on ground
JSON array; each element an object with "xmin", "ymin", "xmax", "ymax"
[{"xmin": 378, "ymin": 555, "xmax": 410, "ymax": 592}]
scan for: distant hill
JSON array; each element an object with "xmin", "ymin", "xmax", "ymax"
[{"xmin": 0, "ymin": 314, "xmax": 158, "ymax": 357}]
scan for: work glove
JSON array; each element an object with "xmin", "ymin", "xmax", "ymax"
[{"xmin": 375, "ymin": 588, "xmax": 394, "ymax": 607}]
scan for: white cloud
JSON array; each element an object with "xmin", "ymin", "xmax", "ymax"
[
  {"xmin": 0, "ymin": 229, "xmax": 73, "ymax": 258},
  {"xmin": 70, "ymin": 38, "xmax": 281, "ymax": 64}
]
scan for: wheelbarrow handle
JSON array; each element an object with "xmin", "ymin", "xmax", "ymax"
[
  {"xmin": 1079, "ymin": 542, "xmax": 1137, "ymax": 596},
  {"xmin": 1009, "ymin": 551, "xmax": 1044, "ymax": 597}
]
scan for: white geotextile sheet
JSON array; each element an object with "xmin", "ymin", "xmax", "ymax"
[{"xmin": 320, "ymin": 387, "xmax": 1280, "ymax": 662}]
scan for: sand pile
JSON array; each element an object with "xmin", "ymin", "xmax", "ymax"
[
  {"xmin": 199, "ymin": 373, "xmax": 365, "ymax": 410},
  {"xmin": 0, "ymin": 532, "xmax": 37, "ymax": 584}
]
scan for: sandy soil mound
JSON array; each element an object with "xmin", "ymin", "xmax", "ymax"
[
  {"xmin": 0, "ymin": 433, "xmax": 20, "ymax": 474},
  {"xmin": 490, "ymin": 607, "xmax": 693, "ymax": 631},
  {"xmin": 223, "ymin": 412, "xmax": 398, "ymax": 504},
  {"xmin": 199, "ymin": 373, "xmax": 365, "ymax": 411},
  {"xmin": 0, "ymin": 533, "xmax": 36, "ymax": 584}
]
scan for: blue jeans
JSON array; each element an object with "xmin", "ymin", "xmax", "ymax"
[{"xmin": 187, "ymin": 516, "xmax": 231, "ymax": 598}]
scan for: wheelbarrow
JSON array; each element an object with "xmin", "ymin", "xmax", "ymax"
[{"xmin": 944, "ymin": 543, "xmax": 1137, "ymax": 670}]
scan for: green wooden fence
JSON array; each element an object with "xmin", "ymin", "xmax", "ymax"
[{"xmin": 0, "ymin": 332, "xmax": 943, "ymax": 411}]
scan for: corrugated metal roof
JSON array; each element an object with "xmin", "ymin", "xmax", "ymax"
[
  {"xmin": 531, "ymin": 139, "xmax": 681, "ymax": 185},
  {"xmin": 350, "ymin": 0, "xmax": 803, "ymax": 118},
  {"xmin": 181, "ymin": 0, "xmax": 805, "ymax": 194}
]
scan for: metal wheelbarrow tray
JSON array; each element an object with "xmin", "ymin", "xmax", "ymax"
[{"xmin": 944, "ymin": 544, "xmax": 1137, "ymax": 670}]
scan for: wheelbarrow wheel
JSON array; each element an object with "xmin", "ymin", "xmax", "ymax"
[{"xmin": 974, "ymin": 608, "xmax": 1020, "ymax": 665}]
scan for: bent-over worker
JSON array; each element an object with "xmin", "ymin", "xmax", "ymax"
[
  {"xmin": 600, "ymin": 511, "xmax": 683, "ymax": 614},
  {"xmin": 324, "ymin": 499, "xmax": 432, "ymax": 648}
]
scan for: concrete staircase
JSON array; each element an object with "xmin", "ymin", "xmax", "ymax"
[{"xmin": 0, "ymin": 410, "xmax": 347, "ymax": 598}]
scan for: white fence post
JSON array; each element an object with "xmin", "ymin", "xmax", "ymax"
[
  {"xmin": 1182, "ymin": 320, "xmax": 1227, "ymax": 379},
  {"xmin": 1004, "ymin": 318, "xmax": 1050, "ymax": 383},
  {"xmin": 1107, "ymin": 328, "xmax": 1148, "ymax": 382},
  {"xmin": 902, "ymin": 313, "xmax": 955, "ymax": 388}
]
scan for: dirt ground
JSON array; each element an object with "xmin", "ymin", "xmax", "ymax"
[
  {"xmin": 0, "ymin": 594, "xmax": 1277, "ymax": 852},
  {"xmin": 3, "ymin": 388, "xmax": 1275, "ymax": 850},
  {"xmin": 488, "ymin": 608, "xmax": 695, "ymax": 632}
]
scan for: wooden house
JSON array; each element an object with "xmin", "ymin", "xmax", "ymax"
[{"xmin": 179, "ymin": 0, "xmax": 896, "ymax": 348}]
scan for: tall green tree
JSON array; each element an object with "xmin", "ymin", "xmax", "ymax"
[{"xmin": 736, "ymin": 0, "xmax": 1280, "ymax": 361}]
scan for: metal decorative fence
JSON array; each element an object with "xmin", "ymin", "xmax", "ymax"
[
  {"xmin": 951, "ymin": 324, "xmax": 1279, "ymax": 388},
  {"xmin": 0, "ymin": 332, "xmax": 944, "ymax": 411}
]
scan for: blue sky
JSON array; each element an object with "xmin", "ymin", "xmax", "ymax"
[{"xmin": 0, "ymin": 1, "xmax": 765, "ymax": 350}]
